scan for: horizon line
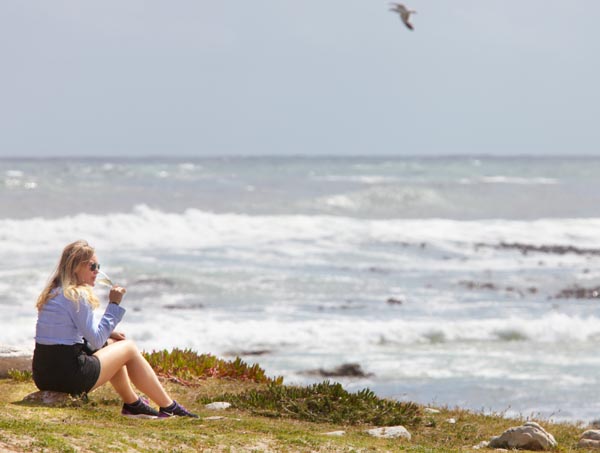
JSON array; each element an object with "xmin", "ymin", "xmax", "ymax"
[{"xmin": 1, "ymin": 153, "xmax": 600, "ymax": 161}]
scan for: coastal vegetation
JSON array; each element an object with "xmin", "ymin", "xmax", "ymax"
[
  {"xmin": 0, "ymin": 349, "xmax": 593, "ymax": 452},
  {"xmin": 143, "ymin": 348, "xmax": 283, "ymax": 385}
]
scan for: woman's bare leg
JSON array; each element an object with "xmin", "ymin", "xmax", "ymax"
[
  {"xmin": 101, "ymin": 338, "xmax": 138, "ymax": 404},
  {"xmin": 92, "ymin": 340, "xmax": 172, "ymax": 408},
  {"xmin": 109, "ymin": 366, "xmax": 138, "ymax": 404}
]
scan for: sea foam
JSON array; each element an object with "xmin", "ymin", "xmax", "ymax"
[{"xmin": 2, "ymin": 205, "xmax": 600, "ymax": 256}]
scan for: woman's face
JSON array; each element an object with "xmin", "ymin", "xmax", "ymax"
[{"xmin": 76, "ymin": 254, "xmax": 99, "ymax": 287}]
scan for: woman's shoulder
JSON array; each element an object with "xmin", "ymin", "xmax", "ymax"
[
  {"xmin": 49, "ymin": 286, "xmax": 68, "ymax": 299},
  {"xmin": 49, "ymin": 287, "xmax": 88, "ymax": 306},
  {"xmin": 45, "ymin": 287, "xmax": 63, "ymax": 302}
]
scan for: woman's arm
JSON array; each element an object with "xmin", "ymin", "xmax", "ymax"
[{"xmin": 69, "ymin": 297, "xmax": 126, "ymax": 350}]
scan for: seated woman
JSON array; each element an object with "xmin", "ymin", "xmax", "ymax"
[{"xmin": 33, "ymin": 240, "xmax": 197, "ymax": 419}]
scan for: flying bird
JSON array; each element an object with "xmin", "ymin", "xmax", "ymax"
[{"xmin": 389, "ymin": 3, "xmax": 417, "ymax": 30}]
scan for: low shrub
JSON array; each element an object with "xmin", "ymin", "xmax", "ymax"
[{"xmin": 208, "ymin": 380, "xmax": 421, "ymax": 426}]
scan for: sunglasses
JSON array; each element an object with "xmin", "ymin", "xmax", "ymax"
[{"xmin": 89, "ymin": 262, "xmax": 101, "ymax": 272}]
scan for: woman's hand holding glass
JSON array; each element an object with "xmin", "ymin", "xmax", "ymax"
[{"xmin": 109, "ymin": 286, "xmax": 127, "ymax": 305}]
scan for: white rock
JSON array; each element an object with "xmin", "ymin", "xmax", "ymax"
[
  {"xmin": 323, "ymin": 431, "xmax": 346, "ymax": 436},
  {"xmin": 445, "ymin": 418, "xmax": 456, "ymax": 424},
  {"xmin": 582, "ymin": 430, "xmax": 600, "ymax": 441},
  {"xmin": 578, "ymin": 430, "xmax": 600, "ymax": 449},
  {"xmin": 579, "ymin": 439, "xmax": 600, "ymax": 449},
  {"xmin": 205, "ymin": 402, "xmax": 231, "ymax": 410},
  {"xmin": 472, "ymin": 441, "xmax": 489, "ymax": 450},
  {"xmin": 488, "ymin": 421, "xmax": 557, "ymax": 450},
  {"xmin": 424, "ymin": 408, "xmax": 441, "ymax": 414},
  {"xmin": 366, "ymin": 426, "xmax": 411, "ymax": 440}
]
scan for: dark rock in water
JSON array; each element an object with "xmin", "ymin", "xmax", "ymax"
[
  {"xmin": 555, "ymin": 286, "xmax": 600, "ymax": 299},
  {"xmin": 133, "ymin": 277, "xmax": 176, "ymax": 287},
  {"xmin": 368, "ymin": 267, "xmax": 390, "ymax": 274},
  {"xmin": 163, "ymin": 303, "xmax": 204, "ymax": 310},
  {"xmin": 459, "ymin": 281, "xmax": 539, "ymax": 297},
  {"xmin": 459, "ymin": 281, "xmax": 498, "ymax": 291},
  {"xmin": 303, "ymin": 363, "xmax": 374, "ymax": 378},
  {"xmin": 318, "ymin": 301, "xmax": 366, "ymax": 311},
  {"xmin": 224, "ymin": 349, "xmax": 272, "ymax": 357},
  {"xmin": 340, "ymin": 300, "xmax": 363, "ymax": 310},
  {"xmin": 386, "ymin": 297, "xmax": 403, "ymax": 305},
  {"xmin": 477, "ymin": 242, "xmax": 600, "ymax": 256}
]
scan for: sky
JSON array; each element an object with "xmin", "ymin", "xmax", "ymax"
[{"xmin": 0, "ymin": 1, "xmax": 599, "ymax": 158}]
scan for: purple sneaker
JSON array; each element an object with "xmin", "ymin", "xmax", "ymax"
[
  {"xmin": 121, "ymin": 397, "xmax": 159, "ymax": 419},
  {"xmin": 158, "ymin": 400, "xmax": 199, "ymax": 418}
]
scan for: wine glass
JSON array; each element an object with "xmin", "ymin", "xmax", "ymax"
[{"xmin": 96, "ymin": 270, "xmax": 114, "ymax": 288}]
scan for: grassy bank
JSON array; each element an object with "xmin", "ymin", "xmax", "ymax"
[{"xmin": 0, "ymin": 350, "xmax": 593, "ymax": 452}]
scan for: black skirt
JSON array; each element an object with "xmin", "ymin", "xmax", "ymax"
[{"xmin": 32, "ymin": 342, "xmax": 101, "ymax": 396}]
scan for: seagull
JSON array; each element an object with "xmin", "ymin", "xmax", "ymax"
[{"xmin": 389, "ymin": 3, "xmax": 417, "ymax": 30}]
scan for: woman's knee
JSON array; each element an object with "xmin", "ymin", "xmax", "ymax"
[
  {"xmin": 120, "ymin": 339, "xmax": 138, "ymax": 351},
  {"xmin": 113, "ymin": 339, "xmax": 140, "ymax": 355},
  {"xmin": 95, "ymin": 339, "xmax": 136, "ymax": 362}
]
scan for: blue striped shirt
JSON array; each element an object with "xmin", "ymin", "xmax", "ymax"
[{"xmin": 35, "ymin": 289, "xmax": 126, "ymax": 350}]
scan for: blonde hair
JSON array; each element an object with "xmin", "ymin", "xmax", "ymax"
[{"xmin": 36, "ymin": 240, "xmax": 100, "ymax": 310}]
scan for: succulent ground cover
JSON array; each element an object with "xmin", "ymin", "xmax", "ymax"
[{"xmin": 143, "ymin": 348, "xmax": 283, "ymax": 384}]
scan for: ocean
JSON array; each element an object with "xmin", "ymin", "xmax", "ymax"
[{"xmin": 2, "ymin": 155, "xmax": 600, "ymax": 422}]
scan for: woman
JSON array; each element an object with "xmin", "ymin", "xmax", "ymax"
[{"xmin": 33, "ymin": 240, "xmax": 197, "ymax": 419}]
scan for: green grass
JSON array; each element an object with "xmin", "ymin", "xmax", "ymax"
[{"xmin": 0, "ymin": 349, "xmax": 595, "ymax": 452}]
